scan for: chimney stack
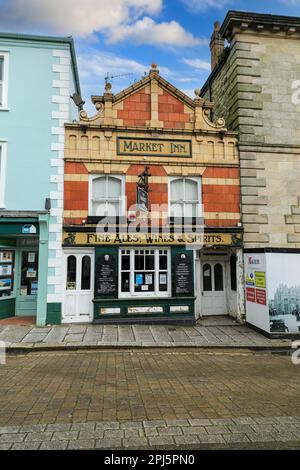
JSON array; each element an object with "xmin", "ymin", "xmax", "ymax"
[{"xmin": 210, "ymin": 21, "xmax": 225, "ymax": 70}]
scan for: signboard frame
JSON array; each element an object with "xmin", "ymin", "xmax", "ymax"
[{"xmin": 117, "ymin": 137, "xmax": 192, "ymax": 158}]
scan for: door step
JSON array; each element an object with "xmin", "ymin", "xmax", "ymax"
[{"xmin": 93, "ymin": 315, "xmax": 195, "ymax": 325}]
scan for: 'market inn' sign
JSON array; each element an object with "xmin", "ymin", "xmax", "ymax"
[{"xmin": 117, "ymin": 137, "xmax": 192, "ymax": 158}]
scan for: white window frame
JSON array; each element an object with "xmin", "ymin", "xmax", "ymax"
[
  {"xmin": 88, "ymin": 174, "xmax": 125, "ymax": 217},
  {"xmin": 0, "ymin": 141, "xmax": 7, "ymax": 208},
  {"xmin": 119, "ymin": 247, "xmax": 171, "ymax": 299},
  {"xmin": 0, "ymin": 52, "xmax": 9, "ymax": 110},
  {"xmin": 168, "ymin": 176, "xmax": 202, "ymax": 218}
]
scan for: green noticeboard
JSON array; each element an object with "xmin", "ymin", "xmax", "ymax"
[
  {"xmin": 172, "ymin": 247, "xmax": 194, "ymax": 298},
  {"xmin": 94, "ymin": 246, "xmax": 119, "ymax": 299}
]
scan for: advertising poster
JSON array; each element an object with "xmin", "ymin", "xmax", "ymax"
[
  {"xmin": 266, "ymin": 253, "xmax": 300, "ymax": 334},
  {"xmin": 0, "ymin": 278, "xmax": 12, "ymax": 291},
  {"xmin": 135, "ymin": 274, "xmax": 143, "ymax": 285},
  {"xmin": 0, "ymin": 265, "xmax": 12, "ymax": 276},
  {"xmin": 244, "ymin": 253, "xmax": 270, "ymax": 333}
]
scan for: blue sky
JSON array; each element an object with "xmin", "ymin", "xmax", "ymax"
[{"xmin": 0, "ymin": 0, "xmax": 300, "ymax": 113}]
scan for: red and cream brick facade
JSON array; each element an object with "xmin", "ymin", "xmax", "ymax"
[{"xmin": 62, "ymin": 65, "xmax": 244, "ymax": 324}]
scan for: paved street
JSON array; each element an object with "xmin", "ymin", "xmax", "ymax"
[
  {"xmin": 0, "ymin": 317, "xmax": 291, "ymax": 351},
  {"xmin": 0, "ymin": 348, "xmax": 300, "ymax": 449}
]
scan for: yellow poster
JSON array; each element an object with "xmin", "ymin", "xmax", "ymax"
[{"xmin": 255, "ymin": 271, "xmax": 266, "ymax": 289}]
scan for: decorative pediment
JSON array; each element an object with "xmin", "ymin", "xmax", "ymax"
[{"xmin": 79, "ymin": 64, "xmax": 227, "ymax": 133}]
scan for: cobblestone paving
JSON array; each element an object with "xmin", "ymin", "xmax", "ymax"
[
  {"xmin": 0, "ymin": 349, "xmax": 300, "ymax": 448},
  {"xmin": 0, "ymin": 318, "xmax": 291, "ymax": 350}
]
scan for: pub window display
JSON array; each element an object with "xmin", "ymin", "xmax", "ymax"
[{"xmin": 120, "ymin": 248, "xmax": 169, "ymax": 297}]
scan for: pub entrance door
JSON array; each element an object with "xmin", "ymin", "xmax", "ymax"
[
  {"xmin": 62, "ymin": 250, "xmax": 94, "ymax": 323},
  {"xmin": 201, "ymin": 260, "xmax": 227, "ymax": 316}
]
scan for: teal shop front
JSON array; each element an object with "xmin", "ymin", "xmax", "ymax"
[
  {"xmin": 0, "ymin": 215, "xmax": 49, "ymax": 324},
  {"xmin": 62, "ymin": 241, "xmax": 196, "ymax": 325}
]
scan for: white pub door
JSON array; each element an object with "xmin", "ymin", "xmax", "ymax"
[
  {"xmin": 201, "ymin": 261, "xmax": 227, "ymax": 316},
  {"xmin": 62, "ymin": 251, "xmax": 94, "ymax": 323}
]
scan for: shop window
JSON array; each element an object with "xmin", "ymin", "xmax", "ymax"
[
  {"xmin": 90, "ymin": 175, "xmax": 124, "ymax": 217},
  {"xmin": 120, "ymin": 249, "xmax": 170, "ymax": 297},
  {"xmin": 203, "ymin": 264, "xmax": 212, "ymax": 291},
  {"xmin": 66, "ymin": 255, "xmax": 76, "ymax": 290},
  {"xmin": 214, "ymin": 263, "xmax": 224, "ymax": 291},
  {"xmin": 230, "ymin": 255, "xmax": 237, "ymax": 291},
  {"xmin": 81, "ymin": 256, "xmax": 91, "ymax": 290},
  {"xmin": 0, "ymin": 142, "xmax": 7, "ymax": 208},
  {"xmin": 169, "ymin": 177, "xmax": 202, "ymax": 218},
  {"xmin": 0, "ymin": 249, "xmax": 15, "ymax": 298},
  {"xmin": 0, "ymin": 52, "xmax": 9, "ymax": 109},
  {"xmin": 20, "ymin": 251, "xmax": 38, "ymax": 296}
]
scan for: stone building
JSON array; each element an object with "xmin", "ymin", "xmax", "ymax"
[
  {"xmin": 61, "ymin": 65, "xmax": 244, "ymax": 325},
  {"xmin": 202, "ymin": 11, "xmax": 300, "ymax": 249},
  {"xmin": 201, "ymin": 11, "xmax": 300, "ymax": 334}
]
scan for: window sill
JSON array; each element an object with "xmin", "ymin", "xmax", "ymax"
[{"xmin": 0, "ymin": 295, "xmax": 16, "ymax": 301}]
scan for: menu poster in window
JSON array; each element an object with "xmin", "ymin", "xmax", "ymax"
[
  {"xmin": 26, "ymin": 268, "xmax": 37, "ymax": 279},
  {"xmin": 96, "ymin": 253, "xmax": 118, "ymax": 297},
  {"xmin": 173, "ymin": 252, "xmax": 193, "ymax": 296},
  {"xmin": 145, "ymin": 274, "xmax": 153, "ymax": 285},
  {"xmin": 28, "ymin": 253, "xmax": 36, "ymax": 263}
]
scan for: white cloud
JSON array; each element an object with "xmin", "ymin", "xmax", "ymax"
[
  {"xmin": 76, "ymin": 47, "xmax": 204, "ymax": 113},
  {"xmin": 181, "ymin": 0, "xmax": 231, "ymax": 12},
  {"xmin": 0, "ymin": 0, "xmax": 202, "ymax": 48},
  {"xmin": 108, "ymin": 16, "xmax": 202, "ymax": 46},
  {"xmin": 182, "ymin": 57, "xmax": 211, "ymax": 71},
  {"xmin": 0, "ymin": 0, "xmax": 162, "ymax": 36}
]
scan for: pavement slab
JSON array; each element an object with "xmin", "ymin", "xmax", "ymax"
[{"xmin": 0, "ymin": 317, "xmax": 292, "ymax": 351}]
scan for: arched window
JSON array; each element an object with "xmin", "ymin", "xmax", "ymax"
[
  {"xmin": 214, "ymin": 263, "xmax": 224, "ymax": 291},
  {"xmin": 91, "ymin": 175, "xmax": 123, "ymax": 217},
  {"xmin": 81, "ymin": 256, "xmax": 91, "ymax": 290},
  {"xmin": 203, "ymin": 264, "xmax": 212, "ymax": 291},
  {"xmin": 170, "ymin": 177, "xmax": 201, "ymax": 218},
  {"xmin": 66, "ymin": 255, "xmax": 76, "ymax": 290}
]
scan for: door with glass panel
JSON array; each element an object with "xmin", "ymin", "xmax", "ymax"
[
  {"xmin": 201, "ymin": 261, "xmax": 227, "ymax": 316},
  {"xmin": 16, "ymin": 249, "xmax": 39, "ymax": 316},
  {"xmin": 63, "ymin": 251, "xmax": 94, "ymax": 323}
]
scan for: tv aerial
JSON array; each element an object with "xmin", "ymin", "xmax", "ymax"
[{"xmin": 104, "ymin": 72, "xmax": 134, "ymax": 86}]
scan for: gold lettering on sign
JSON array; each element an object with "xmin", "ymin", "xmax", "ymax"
[
  {"xmin": 63, "ymin": 232, "xmax": 242, "ymax": 247},
  {"xmin": 118, "ymin": 138, "xmax": 192, "ymax": 158}
]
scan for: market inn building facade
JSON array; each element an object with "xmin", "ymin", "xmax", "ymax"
[{"xmin": 61, "ymin": 65, "xmax": 245, "ymax": 325}]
